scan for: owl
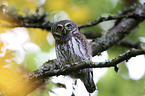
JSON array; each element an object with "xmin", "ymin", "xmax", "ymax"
[{"xmin": 51, "ymin": 20, "xmax": 96, "ymax": 93}]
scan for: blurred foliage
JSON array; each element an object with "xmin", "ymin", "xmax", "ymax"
[
  {"xmin": 97, "ymin": 68, "xmax": 145, "ymax": 96},
  {"xmin": 0, "ymin": 67, "xmax": 29, "ymax": 95},
  {"xmin": 28, "ymin": 28, "xmax": 51, "ymax": 52},
  {"xmin": 0, "ymin": 0, "xmax": 145, "ymax": 96}
]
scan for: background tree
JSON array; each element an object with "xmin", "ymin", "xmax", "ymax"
[{"xmin": 0, "ymin": 0, "xmax": 145, "ymax": 96}]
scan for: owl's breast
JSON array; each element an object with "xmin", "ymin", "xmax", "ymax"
[
  {"xmin": 55, "ymin": 37, "xmax": 90, "ymax": 65},
  {"xmin": 68, "ymin": 37, "xmax": 87, "ymax": 58}
]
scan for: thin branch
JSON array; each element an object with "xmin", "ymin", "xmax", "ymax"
[
  {"xmin": 78, "ymin": 15, "xmax": 125, "ymax": 29},
  {"xmin": 0, "ymin": 5, "xmax": 53, "ymax": 30},
  {"xmin": 0, "ymin": 23, "xmax": 52, "ymax": 30},
  {"xmin": 78, "ymin": 4, "xmax": 141, "ymax": 29},
  {"xmin": 91, "ymin": 4, "xmax": 145, "ymax": 56}
]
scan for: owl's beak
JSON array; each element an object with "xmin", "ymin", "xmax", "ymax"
[{"xmin": 64, "ymin": 29, "xmax": 66, "ymax": 34}]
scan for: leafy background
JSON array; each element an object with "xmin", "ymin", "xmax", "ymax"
[{"xmin": 0, "ymin": 0, "xmax": 145, "ymax": 96}]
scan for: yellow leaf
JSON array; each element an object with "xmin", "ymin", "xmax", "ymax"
[
  {"xmin": 0, "ymin": 67, "xmax": 27, "ymax": 95},
  {"xmin": 69, "ymin": 6, "xmax": 92, "ymax": 24},
  {"xmin": 45, "ymin": 0, "xmax": 72, "ymax": 11},
  {"xmin": 28, "ymin": 28, "xmax": 50, "ymax": 51},
  {"xmin": 7, "ymin": 0, "xmax": 37, "ymax": 14}
]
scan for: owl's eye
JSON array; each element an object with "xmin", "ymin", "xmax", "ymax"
[
  {"xmin": 57, "ymin": 26, "xmax": 63, "ymax": 30},
  {"xmin": 66, "ymin": 24, "xmax": 71, "ymax": 28}
]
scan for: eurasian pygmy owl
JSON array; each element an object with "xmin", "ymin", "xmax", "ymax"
[{"xmin": 51, "ymin": 20, "xmax": 96, "ymax": 93}]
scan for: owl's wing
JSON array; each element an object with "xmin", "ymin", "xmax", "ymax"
[{"xmin": 73, "ymin": 31, "xmax": 92, "ymax": 59}]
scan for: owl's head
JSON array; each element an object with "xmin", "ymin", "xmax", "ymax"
[{"xmin": 51, "ymin": 20, "xmax": 78, "ymax": 43}]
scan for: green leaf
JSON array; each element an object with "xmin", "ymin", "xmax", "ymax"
[{"xmin": 97, "ymin": 68, "xmax": 145, "ymax": 96}]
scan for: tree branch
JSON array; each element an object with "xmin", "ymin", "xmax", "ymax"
[
  {"xmin": 31, "ymin": 49, "xmax": 145, "ymax": 77},
  {"xmin": 91, "ymin": 4, "xmax": 145, "ymax": 56},
  {"xmin": 13, "ymin": 48, "xmax": 145, "ymax": 96},
  {"xmin": 118, "ymin": 39, "xmax": 141, "ymax": 49},
  {"xmin": 78, "ymin": 4, "xmax": 140, "ymax": 29},
  {"xmin": 83, "ymin": 32, "xmax": 102, "ymax": 39},
  {"xmin": 0, "ymin": 5, "xmax": 53, "ymax": 30}
]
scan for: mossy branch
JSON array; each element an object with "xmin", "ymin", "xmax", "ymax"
[{"xmin": 14, "ymin": 48, "xmax": 145, "ymax": 96}]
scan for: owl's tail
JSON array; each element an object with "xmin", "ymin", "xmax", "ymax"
[{"xmin": 80, "ymin": 69, "xmax": 96, "ymax": 93}]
